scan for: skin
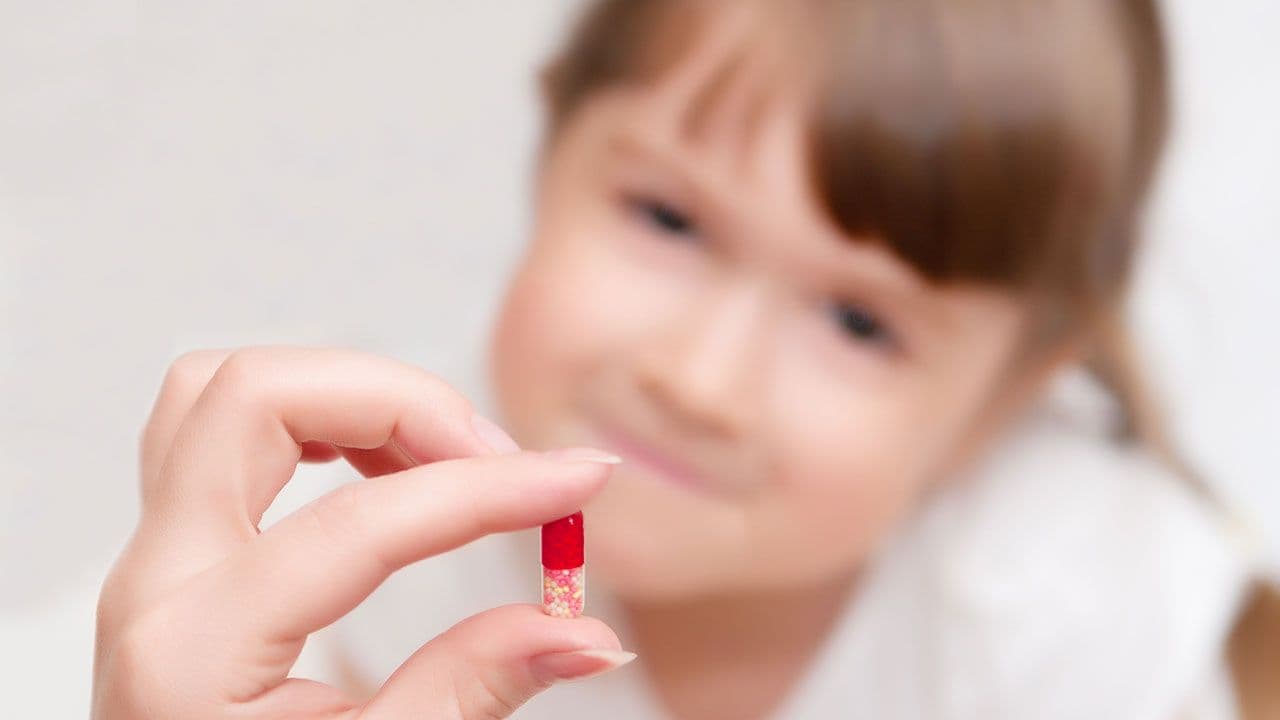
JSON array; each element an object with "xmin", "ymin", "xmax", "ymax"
[
  {"xmin": 489, "ymin": 19, "xmax": 1060, "ymax": 719},
  {"xmin": 96, "ymin": 11, "xmax": 1071, "ymax": 720},
  {"xmin": 94, "ymin": 347, "xmax": 635, "ymax": 719}
]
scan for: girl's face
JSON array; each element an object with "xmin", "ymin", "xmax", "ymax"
[{"xmin": 491, "ymin": 38, "xmax": 1033, "ymax": 601}]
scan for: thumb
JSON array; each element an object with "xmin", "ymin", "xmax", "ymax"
[{"xmin": 359, "ymin": 604, "xmax": 637, "ymax": 719}]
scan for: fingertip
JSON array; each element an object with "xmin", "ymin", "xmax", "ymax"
[
  {"xmin": 459, "ymin": 604, "xmax": 624, "ymax": 655},
  {"xmin": 361, "ymin": 603, "xmax": 633, "ymax": 717},
  {"xmin": 535, "ymin": 608, "xmax": 624, "ymax": 652},
  {"xmin": 528, "ymin": 649, "xmax": 638, "ymax": 684},
  {"xmin": 487, "ymin": 450, "xmax": 616, "ymax": 505}
]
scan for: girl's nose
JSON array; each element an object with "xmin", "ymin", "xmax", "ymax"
[{"xmin": 635, "ymin": 277, "xmax": 768, "ymax": 438}]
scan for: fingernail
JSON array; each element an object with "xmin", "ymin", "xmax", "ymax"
[
  {"xmin": 530, "ymin": 649, "xmax": 638, "ymax": 683},
  {"xmin": 542, "ymin": 447, "xmax": 624, "ymax": 465},
  {"xmin": 471, "ymin": 413, "xmax": 521, "ymax": 454}
]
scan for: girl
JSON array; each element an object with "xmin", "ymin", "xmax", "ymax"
[{"xmin": 93, "ymin": 0, "xmax": 1278, "ymax": 718}]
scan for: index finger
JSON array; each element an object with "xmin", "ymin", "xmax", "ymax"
[
  {"xmin": 198, "ymin": 449, "xmax": 616, "ymax": 645},
  {"xmin": 152, "ymin": 346, "xmax": 512, "ymax": 553}
]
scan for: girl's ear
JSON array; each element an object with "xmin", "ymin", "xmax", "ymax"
[
  {"xmin": 1006, "ymin": 325, "xmax": 1091, "ymax": 410},
  {"xmin": 1024, "ymin": 333, "xmax": 1090, "ymax": 387},
  {"xmin": 938, "ymin": 330, "xmax": 1086, "ymax": 485}
]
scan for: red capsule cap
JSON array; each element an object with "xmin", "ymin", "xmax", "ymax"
[{"xmin": 541, "ymin": 511, "xmax": 584, "ymax": 569}]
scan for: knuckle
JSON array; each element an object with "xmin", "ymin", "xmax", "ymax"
[
  {"xmin": 409, "ymin": 364, "xmax": 450, "ymax": 394},
  {"xmin": 298, "ymin": 482, "xmax": 381, "ymax": 565},
  {"xmin": 323, "ymin": 481, "xmax": 367, "ymax": 524},
  {"xmin": 141, "ymin": 349, "xmax": 225, "ymax": 447},
  {"xmin": 451, "ymin": 666, "xmax": 526, "ymax": 720},
  {"xmin": 459, "ymin": 473, "xmax": 495, "ymax": 534},
  {"xmin": 163, "ymin": 349, "xmax": 223, "ymax": 397},
  {"xmin": 465, "ymin": 458, "xmax": 527, "ymax": 528},
  {"xmin": 104, "ymin": 609, "xmax": 176, "ymax": 712},
  {"xmin": 95, "ymin": 564, "xmax": 133, "ymax": 639},
  {"xmin": 112, "ymin": 616, "xmax": 155, "ymax": 672},
  {"xmin": 398, "ymin": 360, "xmax": 472, "ymax": 415},
  {"xmin": 424, "ymin": 456, "xmax": 519, "ymax": 533},
  {"xmin": 208, "ymin": 346, "xmax": 294, "ymax": 412},
  {"xmin": 213, "ymin": 347, "xmax": 268, "ymax": 395}
]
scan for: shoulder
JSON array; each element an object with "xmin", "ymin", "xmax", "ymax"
[
  {"xmin": 929, "ymin": 369, "xmax": 1255, "ymax": 717},
  {"xmin": 939, "ymin": 370, "xmax": 1250, "ymax": 605},
  {"xmin": 808, "ymin": 369, "xmax": 1258, "ymax": 719}
]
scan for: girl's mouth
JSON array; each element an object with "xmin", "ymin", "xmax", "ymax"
[{"xmin": 590, "ymin": 421, "xmax": 728, "ymax": 498}]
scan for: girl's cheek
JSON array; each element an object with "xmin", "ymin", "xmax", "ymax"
[
  {"xmin": 489, "ymin": 244, "xmax": 588, "ymax": 439},
  {"xmin": 516, "ymin": 211, "xmax": 700, "ymax": 352},
  {"xmin": 772, "ymin": 348, "xmax": 939, "ymax": 561},
  {"xmin": 491, "ymin": 218, "xmax": 690, "ymax": 435}
]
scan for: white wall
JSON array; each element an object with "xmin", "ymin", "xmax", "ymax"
[
  {"xmin": 1136, "ymin": 1, "xmax": 1280, "ymax": 560},
  {"xmin": 0, "ymin": 1, "xmax": 1275, "ymax": 715}
]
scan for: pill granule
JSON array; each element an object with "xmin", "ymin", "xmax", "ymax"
[{"xmin": 541, "ymin": 511, "xmax": 585, "ymax": 618}]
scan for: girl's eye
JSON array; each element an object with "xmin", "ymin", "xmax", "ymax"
[
  {"xmin": 828, "ymin": 302, "xmax": 893, "ymax": 346},
  {"xmin": 633, "ymin": 197, "xmax": 696, "ymax": 237}
]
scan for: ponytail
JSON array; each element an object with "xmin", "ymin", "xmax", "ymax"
[
  {"xmin": 1086, "ymin": 306, "xmax": 1204, "ymax": 494},
  {"xmin": 1089, "ymin": 306, "xmax": 1279, "ymax": 718},
  {"xmin": 1229, "ymin": 583, "xmax": 1280, "ymax": 718}
]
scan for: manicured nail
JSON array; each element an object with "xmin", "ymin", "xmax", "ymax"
[
  {"xmin": 543, "ymin": 447, "xmax": 623, "ymax": 465},
  {"xmin": 530, "ymin": 649, "xmax": 637, "ymax": 683},
  {"xmin": 471, "ymin": 413, "xmax": 520, "ymax": 454}
]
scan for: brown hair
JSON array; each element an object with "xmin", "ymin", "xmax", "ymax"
[
  {"xmin": 542, "ymin": 0, "xmax": 1277, "ymax": 711},
  {"xmin": 544, "ymin": 0, "xmax": 1166, "ymax": 439}
]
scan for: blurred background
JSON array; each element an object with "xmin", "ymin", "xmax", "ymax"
[{"xmin": 0, "ymin": 1, "xmax": 1276, "ymax": 715}]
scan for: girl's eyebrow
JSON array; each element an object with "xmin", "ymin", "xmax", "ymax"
[
  {"xmin": 822, "ymin": 232, "xmax": 930, "ymax": 297},
  {"xmin": 604, "ymin": 123, "xmax": 671, "ymax": 158},
  {"xmin": 605, "ymin": 126, "xmax": 938, "ymax": 320},
  {"xmin": 604, "ymin": 126, "xmax": 738, "ymax": 223},
  {"xmin": 605, "ymin": 129, "xmax": 708, "ymax": 194}
]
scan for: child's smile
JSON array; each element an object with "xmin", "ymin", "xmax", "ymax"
[{"xmin": 490, "ymin": 15, "xmax": 1034, "ymax": 601}]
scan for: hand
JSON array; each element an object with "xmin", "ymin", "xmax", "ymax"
[{"xmin": 93, "ymin": 347, "xmax": 632, "ymax": 719}]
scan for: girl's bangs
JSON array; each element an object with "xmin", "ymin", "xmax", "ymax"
[
  {"xmin": 803, "ymin": 0, "xmax": 1154, "ymax": 297},
  {"xmin": 548, "ymin": 0, "xmax": 1163, "ymax": 302}
]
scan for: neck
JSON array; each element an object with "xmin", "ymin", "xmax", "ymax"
[{"xmin": 620, "ymin": 573, "xmax": 856, "ymax": 720}]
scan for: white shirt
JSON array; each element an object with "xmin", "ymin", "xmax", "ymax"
[{"xmin": 314, "ymin": 364, "xmax": 1258, "ymax": 719}]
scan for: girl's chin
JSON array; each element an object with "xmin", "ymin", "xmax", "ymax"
[
  {"xmin": 590, "ymin": 526, "xmax": 869, "ymax": 603},
  {"xmin": 593, "ymin": 569, "xmax": 724, "ymax": 604},
  {"xmin": 586, "ymin": 536, "xmax": 724, "ymax": 602}
]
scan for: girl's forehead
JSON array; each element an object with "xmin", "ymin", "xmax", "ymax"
[
  {"xmin": 552, "ymin": 0, "xmax": 1156, "ymax": 307},
  {"xmin": 623, "ymin": 4, "xmax": 823, "ymax": 192},
  {"xmin": 648, "ymin": 2, "xmax": 820, "ymax": 136}
]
